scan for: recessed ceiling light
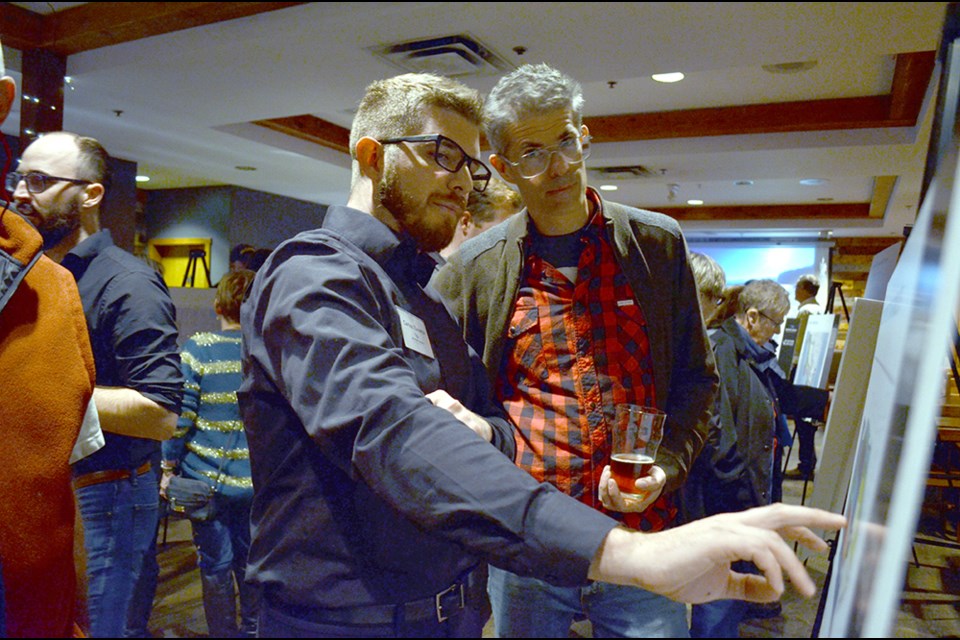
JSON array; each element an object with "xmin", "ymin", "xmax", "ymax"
[
  {"xmin": 599, "ymin": 184, "xmax": 618, "ymax": 191},
  {"xmin": 799, "ymin": 178, "xmax": 828, "ymax": 186},
  {"xmin": 651, "ymin": 72, "xmax": 684, "ymax": 83},
  {"xmin": 735, "ymin": 180, "xmax": 754, "ymax": 186},
  {"xmin": 235, "ymin": 166, "xmax": 257, "ymax": 171},
  {"xmin": 135, "ymin": 175, "xmax": 150, "ymax": 183},
  {"xmin": 687, "ymin": 199, "xmax": 704, "ymax": 205}
]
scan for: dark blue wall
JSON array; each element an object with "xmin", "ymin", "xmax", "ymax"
[{"xmin": 145, "ymin": 185, "xmax": 326, "ymax": 283}]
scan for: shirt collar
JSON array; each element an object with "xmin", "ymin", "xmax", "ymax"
[
  {"xmin": 522, "ymin": 186, "xmax": 606, "ymax": 242},
  {"xmin": 322, "ymin": 205, "xmax": 439, "ymax": 287},
  {"xmin": 62, "ymin": 229, "xmax": 113, "ymax": 277}
]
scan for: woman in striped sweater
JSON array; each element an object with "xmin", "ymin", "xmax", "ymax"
[{"xmin": 161, "ymin": 269, "xmax": 258, "ymax": 638}]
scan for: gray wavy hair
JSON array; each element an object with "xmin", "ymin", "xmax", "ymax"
[
  {"xmin": 737, "ymin": 279, "xmax": 790, "ymax": 319},
  {"xmin": 484, "ymin": 63, "xmax": 584, "ymax": 154},
  {"xmin": 796, "ymin": 273, "xmax": 821, "ymax": 295}
]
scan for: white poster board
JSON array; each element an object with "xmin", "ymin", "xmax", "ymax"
[
  {"xmin": 863, "ymin": 242, "xmax": 903, "ymax": 301},
  {"xmin": 819, "ymin": 153, "xmax": 960, "ymax": 636},
  {"xmin": 793, "ymin": 314, "xmax": 839, "ymax": 389},
  {"xmin": 807, "ymin": 298, "xmax": 883, "ymax": 524}
]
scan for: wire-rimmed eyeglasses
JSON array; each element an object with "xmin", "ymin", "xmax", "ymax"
[
  {"xmin": 379, "ymin": 134, "xmax": 491, "ymax": 193},
  {"xmin": 6, "ymin": 171, "xmax": 92, "ymax": 195},
  {"xmin": 499, "ymin": 135, "xmax": 591, "ymax": 179},
  {"xmin": 758, "ymin": 309, "xmax": 785, "ymax": 327}
]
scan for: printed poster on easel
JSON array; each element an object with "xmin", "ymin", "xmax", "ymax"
[{"xmin": 793, "ymin": 314, "xmax": 839, "ymax": 389}]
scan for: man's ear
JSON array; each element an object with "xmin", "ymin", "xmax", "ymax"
[
  {"xmin": 0, "ymin": 77, "xmax": 15, "ymax": 123},
  {"xmin": 489, "ymin": 154, "xmax": 515, "ymax": 185},
  {"xmin": 460, "ymin": 211, "xmax": 473, "ymax": 233},
  {"xmin": 355, "ymin": 137, "xmax": 384, "ymax": 181},
  {"xmin": 81, "ymin": 182, "xmax": 105, "ymax": 209}
]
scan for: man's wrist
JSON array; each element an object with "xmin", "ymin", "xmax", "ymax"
[
  {"xmin": 160, "ymin": 460, "xmax": 178, "ymax": 472},
  {"xmin": 588, "ymin": 526, "xmax": 641, "ymax": 587}
]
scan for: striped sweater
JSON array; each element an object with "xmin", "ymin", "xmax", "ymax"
[{"xmin": 163, "ymin": 330, "xmax": 252, "ymax": 497}]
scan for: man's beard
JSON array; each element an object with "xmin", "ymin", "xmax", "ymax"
[
  {"xmin": 17, "ymin": 200, "xmax": 81, "ymax": 250},
  {"xmin": 378, "ymin": 165, "xmax": 460, "ymax": 253}
]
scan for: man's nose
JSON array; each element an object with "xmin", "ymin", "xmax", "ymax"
[
  {"xmin": 546, "ymin": 149, "xmax": 571, "ymax": 178},
  {"xmin": 450, "ymin": 163, "xmax": 472, "ymax": 194},
  {"xmin": 11, "ymin": 177, "xmax": 30, "ymax": 201}
]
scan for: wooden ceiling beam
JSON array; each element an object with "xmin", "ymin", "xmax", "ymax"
[
  {"xmin": 654, "ymin": 203, "xmax": 871, "ymax": 221},
  {"xmin": 584, "ymin": 96, "xmax": 895, "ymax": 142},
  {"xmin": 889, "ymin": 51, "xmax": 937, "ymax": 121},
  {"xmin": 2, "ymin": 2, "xmax": 307, "ymax": 56},
  {"xmin": 255, "ymin": 51, "xmax": 935, "ymax": 154},
  {"xmin": 0, "ymin": 3, "xmax": 44, "ymax": 52},
  {"xmin": 585, "ymin": 52, "xmax": 935, "ymax": 143},
  {"xmin": 252, "ymin": 114, "xmax": 350, "ymax": 155}
]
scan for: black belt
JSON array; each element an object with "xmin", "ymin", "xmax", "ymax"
[{"xmin": 266, "ymin": 581, "xmax": 467, "ymax": 625}]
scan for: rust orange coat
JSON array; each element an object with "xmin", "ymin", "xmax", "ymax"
[{"xmin": 0, "ymin": 208, "xmax": 95, "ymax": 637}]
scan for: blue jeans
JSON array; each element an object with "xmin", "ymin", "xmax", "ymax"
[
  {"xmin": 690, "ymin": 600, "xmax": 746, "ymax": 638},
  {"xmin": 191, "ymin": 491, "xmax": 259, "ymax": 637},
  {"xmin": 689, "ymin": 560, "xmax": 756, "ymax": 638},
  {"xmin": 487, "ymin": 566, "xmax": 689, "ymax": 638},
  {"xmin": 76, "ymin": 469, "xmax": 159, "ymax": 638}
]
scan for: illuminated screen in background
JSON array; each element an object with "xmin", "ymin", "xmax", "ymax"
[
  {"xmin": 686, "ymin": 241, "xmax": 833, "ymax": 346},
  {"xmin": 686, "ymin": 242, "xmax": 829, "ymax": 288}
]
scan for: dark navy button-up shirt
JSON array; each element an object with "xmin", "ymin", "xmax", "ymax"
[
  {"xmin": 239, "ymin": 205, "xmax": 616, "ymax": 610},
  {"xmin": 63, "ymin": 230, "xmax": 183, "ymax": 474}
]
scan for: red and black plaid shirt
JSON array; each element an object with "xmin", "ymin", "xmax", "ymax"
[{"xmin": 497, "ymin": 195, "xmax": 675, "ymax": 532}]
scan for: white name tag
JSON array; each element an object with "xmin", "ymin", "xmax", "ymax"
[
  {"xmin": 617, "ymin": 299, "xmax": 635, "ymax": 307},
  {"xmin": 397, "ymin": 308, "xmax": 435, "ymax": 359}
]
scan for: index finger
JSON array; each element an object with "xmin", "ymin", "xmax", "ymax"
[{"xmin": 740, "ymin": 504, "xmax": 846, "ymax": 533}]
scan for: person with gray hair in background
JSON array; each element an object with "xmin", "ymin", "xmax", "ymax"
[
  {"xmin": 689, "ymin": 278, "xmax": 829, "ymax": 636},
  {"xmin": 794, "ymin": 274, "xmax": 821, "ymax": 316},
  {"xmin": 689, "ymin": 252, "xmax": 727, "ymax": 324},
  {"xmin": 785, "ymin": 273, "xmax": 824, "ymax": 482}
]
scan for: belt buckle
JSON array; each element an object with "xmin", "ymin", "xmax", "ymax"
[{"xmin": 434, "ymin": 582, "xmax": 465, "ymax": 623}]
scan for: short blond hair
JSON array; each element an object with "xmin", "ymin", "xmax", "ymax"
[{"xmin": 349, "ymin": 73, "xmax": 483, "ymax": 186}]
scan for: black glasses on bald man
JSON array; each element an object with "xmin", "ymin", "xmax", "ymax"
[{"xmin": 6, "ymin": 171, "xmax": 92, "ymax": 195}]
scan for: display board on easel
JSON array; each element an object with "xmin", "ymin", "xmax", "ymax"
[
  {"xmin": 819, "ymin": 6, "xmax": 960, "ymax": 633},
  {"xmin": 793, "ymin": 314, "xmax": 839, "ymax": 389},
  {"xmin": 807, "ymin": 298, "xmax": 883, "ymax": 522}
]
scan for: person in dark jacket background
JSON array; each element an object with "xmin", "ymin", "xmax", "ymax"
[{"xmin": 686, "ymin": 278, "xmax": 829, "ymax": 637}]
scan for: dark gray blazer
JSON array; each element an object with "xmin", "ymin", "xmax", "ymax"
[{"xmin": 432, "ymin": 196, "xmax": 718, "ymax": 493}]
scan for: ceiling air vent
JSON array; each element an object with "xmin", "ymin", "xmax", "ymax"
[
  {"xmin": 592, "ymin": 165, "xmax": 663, "ymax": 179},
  {"xmin": 370, "ymin": 34, "xmax": 511, "ymax": 78}
]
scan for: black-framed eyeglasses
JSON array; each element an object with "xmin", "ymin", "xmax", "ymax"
[
  {"xmin": 499, "ymin": 135, "xmax": 591, "ymax": 179},
  {"xmin": 379, "ymin": 134, "xmax": 491, "ymax": 193},
  {"xmin": 6, "ymin": 171, "xmax": 92, "ymax": 195}
]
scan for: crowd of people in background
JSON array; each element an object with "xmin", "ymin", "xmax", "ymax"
[{"xmin": 0, "ymin": 38, "xmax": 845, "ymax": 640}]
